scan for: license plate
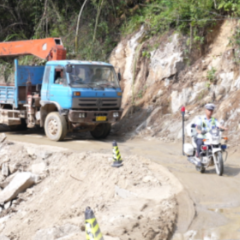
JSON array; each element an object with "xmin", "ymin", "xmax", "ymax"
[{"xmin": 96, "ymin": 116, "xmax": 107, "ymax": 121}]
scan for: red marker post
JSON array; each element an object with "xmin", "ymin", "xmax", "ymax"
[{"xmin": 181, "ymin": 106, "xmax": 185, "ymax": 156}]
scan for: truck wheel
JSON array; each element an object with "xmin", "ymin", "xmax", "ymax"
[
  {"xmin": 90, "ymin": 123, "xmax": 111, "ymax": 139},
  {"xmin": 44, "ymin": 112, "xmax": 67, "ymax": 141},
  {"xmin": 103, "ymin": 123, "xmax": 111, "ymax": 138}
]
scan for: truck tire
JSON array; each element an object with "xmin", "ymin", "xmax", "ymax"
[
  {"xmin": 44, "ymin": 112, "xmax": 67, "ymax": 141},
  {"xmin": 90, "ymin": 123, "xmax": 111, "ymax": 139}
]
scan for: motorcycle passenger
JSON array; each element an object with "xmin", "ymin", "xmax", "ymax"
[{"xmin": 195, "ymin": 103, "xmax": 227, "ymax": 161}]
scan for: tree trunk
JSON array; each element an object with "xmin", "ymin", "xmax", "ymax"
[
  {"xmin": 190, "ymin": 24, "xmax": 193, "ymax": 52},
  {"xmin": 49, "ymin": 0, "xmax": 62, "ymax": 21},
  {"xmin": 93, "ymin": 0, "xmax": 104, "ymax": 42},
  {"xmin": 213, "ymin": 0, "xmax": 217, "ymax": 9},
  {"xmin": 75, "ymin": 0, "xmax": 89, "ymax": 53}
]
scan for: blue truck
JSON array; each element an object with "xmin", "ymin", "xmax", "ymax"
[{"xmin": 0, "ymin": 58, "xmax": 122, "ymax": 141}]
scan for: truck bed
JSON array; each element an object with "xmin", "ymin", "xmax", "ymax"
[
  {"xmin": 0, "ymin": 85, "xmax": 15, "ymax": 105},
  {"xmin": 0, "ymin": 60, "xmax": 45, "ymax": 108}
]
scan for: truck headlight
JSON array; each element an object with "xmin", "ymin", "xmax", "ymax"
[
  {"xmin": 113, "ymin": 112, "xmax": 119, "ymax": 118},
  {"xmin": 79, "ymin": 113, "xmax": 85, "ymax": 118}
]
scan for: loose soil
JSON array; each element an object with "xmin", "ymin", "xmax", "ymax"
[{"xmin": 0, "ymin": 141, "xmax": 181, "ymax": 240}]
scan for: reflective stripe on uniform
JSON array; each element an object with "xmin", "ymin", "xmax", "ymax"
[
  {"xmin": 202, "ymin": 117, "xmax": 216, "ymax": 131},
  {"xmin": 197, "ymin": 117, "xmax": 216, "ymax": 139}
]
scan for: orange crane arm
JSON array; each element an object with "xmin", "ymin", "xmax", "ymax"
[{"xmin": 0, "ymin": 38, "xmax": 66, "ymax": 61}]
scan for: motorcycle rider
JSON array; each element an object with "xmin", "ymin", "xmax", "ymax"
[{"xmin": 195, "ymin": 103, "xmax": 227, "ymax": 161}]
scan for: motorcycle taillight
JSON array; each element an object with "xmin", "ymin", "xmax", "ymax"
[{"xmin": 201, "ymin": 145, "xmax": 208, "ymax": 151}]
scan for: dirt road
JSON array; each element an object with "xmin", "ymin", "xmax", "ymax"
[{"xmin": 3, "ymin": 128, "xmax": 240, "ymax": 239}]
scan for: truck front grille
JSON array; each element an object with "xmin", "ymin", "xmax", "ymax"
[{"xmin": 72, "ymin": 98, "xmax": 121, "ymax": 110}]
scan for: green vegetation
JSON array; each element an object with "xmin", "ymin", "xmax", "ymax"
[
  {"xmin": 1, "ymin": 0, "xmax": 240, "ymax": 65},
  {"xmin": 207, "ymin": 67, "xmax": 217, "ymax": 82},
  {"xmin": 0, "ymin": 0, "xmax": 146, "ymax": 63},
  {"xmin": 137, "ymin": 85, "xmax": 148, "ymax": 99},
  {"xmin": 123, "ymin": 0, "xmax": 240, "ymax": 48},
  {"xmin": 230, "ymin": 26, "xmax": 240, "ymax": 63}
]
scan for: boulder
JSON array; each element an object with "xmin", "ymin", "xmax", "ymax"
[
  {"xmin": 0, "ymin": 236, "xmax": 10, "ymax": 240},
  {"xmin": 58, "ymin": 224, "xmax": 80, "ymax": 236},
  {"xmin": 1, "ymin": 163, "xmax": 9, "ymax": 177},
  {"xmin": 34, "ymin": 224, "xmax": 80, "ymax": 240},
  {"xmin": 25, "ymin": 147, "xmax": 37, "ymax": 159},
  {"xmin": 34, "ymin": 227, "xmax": 60, "ymax": 240},
  {"xmin": 0, "ymin": 172, "xmax": 38, "ymax": 203},
  {"xmin": 9, "ymin": 163, "xmax": 20, "ymax": 174},
  {"xmin": 0, "ymin": 172, "xmax": 17, "ymax": 189},
  {"xmin": 0, "ymin": 133, "xmax": 7, "ymax": 143},
  {"xmin": 31, "ymin": 162, "xmax": 46, "ymax": 175},
  {"xmin": 26, "ymin": 146, "xmax": 52, "ymax": 160},
  {"xmin": 4, "ymin": 201, "xmax": 11, "ymax": 210},
  {"xmin": 0, "ymin": 174, "xmax": 5, "ymax": 183}
]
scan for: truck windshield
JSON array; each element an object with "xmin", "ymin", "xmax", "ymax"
[{"xmin": 69, "ymin": 65, "xmax": 120, "ymax": 88}]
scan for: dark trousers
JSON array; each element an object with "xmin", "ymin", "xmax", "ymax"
[{"xmin": 196, "ymin": 139, "xmax": 203, "ymax": 157}]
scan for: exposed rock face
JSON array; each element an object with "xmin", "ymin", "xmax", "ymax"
[
  {"xmin": 147, "ymin": 34, "xmax": 184, "ymax": 85},
  {"xmin": 110, "ymin": 26, "xmax": 145, "ymax": 108},
  {"xmin": 110, "ymin": 20, "xmax": 240, "ymax": 144}
]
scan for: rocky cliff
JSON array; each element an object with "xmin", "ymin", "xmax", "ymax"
[{"xmin": 111, "ymin": 20, "xmax": 239, "ymax": 146}]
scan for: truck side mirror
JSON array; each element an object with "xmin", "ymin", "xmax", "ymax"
[
  {"xmin": 66, "ymin": 64, "xmax": 72, "ymax": 73},
  {"xmin": 118, "ymin": 72, "xmax": 121, "ymax": 81}
]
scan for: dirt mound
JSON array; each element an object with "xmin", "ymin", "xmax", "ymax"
[{"xmin": 0, "ymin": 141, "xmax": 180, "ymax": 240}]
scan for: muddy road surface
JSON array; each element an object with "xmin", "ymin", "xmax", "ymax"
[{"xmin": 3, "ymin": 128, "xmax": 240, "ymax": 240}]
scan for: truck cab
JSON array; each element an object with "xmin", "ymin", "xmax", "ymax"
[{"xmin": 40, "ymin": 60, "xmax": 122, "ymax": 140}]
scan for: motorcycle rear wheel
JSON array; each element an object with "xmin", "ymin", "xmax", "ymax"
[{"xmin": 215, "ymin": 152, "xmax": 224, "ymax": 176}]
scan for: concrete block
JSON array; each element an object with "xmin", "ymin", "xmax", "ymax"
[{"xmin": 0, "ymin": 172, "xmax": 38, "ymax": 203}]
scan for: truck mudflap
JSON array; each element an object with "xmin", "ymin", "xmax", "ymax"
[{"xmin": 68, "ymin": 110, "xmax": 122, "ymax": 123}]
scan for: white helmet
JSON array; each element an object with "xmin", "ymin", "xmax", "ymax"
[{"xmin": 184, "ymin": 143, "xmax": 194, "ymax": 156}]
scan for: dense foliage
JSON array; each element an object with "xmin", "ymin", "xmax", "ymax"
[
  {"xmin": 0, "ymin": 0, "xmax": 240, "ymax": 63},
  {"xmin": 123, "ymin": 0, "xmax": 240, "ymax": 46},
  {"xmin": 0, "ymin": 0, "xmax": 145, "ymax": 62}
]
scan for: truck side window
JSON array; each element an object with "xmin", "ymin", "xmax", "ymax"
[
  {"xmin": 43, "ymin": 66, "xmax": 51, "ymax": 84},
  {"xmin": 54, "ymin": 68, "xmax": 66, "ymax": 85}
]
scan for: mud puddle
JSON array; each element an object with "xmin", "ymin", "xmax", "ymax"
[{"xmin": 2, "ymin": 129, "xmax": 240, "ymax": 239}]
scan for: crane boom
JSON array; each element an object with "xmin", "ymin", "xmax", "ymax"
[{"xmin": 0, "ymin": 38, "xmax": 66, "ymax": 61}]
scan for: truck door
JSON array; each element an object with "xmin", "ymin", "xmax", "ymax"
[
  {"xmin": 48, "ymin": 67, "xmax": 71, "ymax": 109},
  {"xmin": 41, "ymin": 66, "xmax": 51, "ymax": 101}
]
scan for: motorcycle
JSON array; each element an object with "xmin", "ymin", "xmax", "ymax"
[{"xmin": 184, "ymin": 124, "xmax": 228, "ymax": 176}]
